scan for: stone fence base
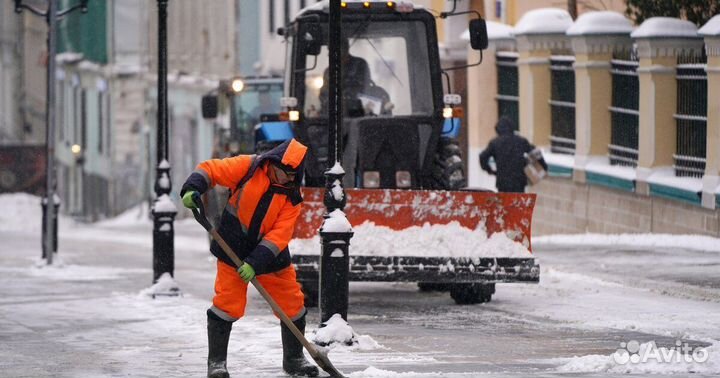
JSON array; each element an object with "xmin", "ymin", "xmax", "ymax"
[{"xmin": 530, "ymin": 177, "xmax": 720, "ymax": 237}]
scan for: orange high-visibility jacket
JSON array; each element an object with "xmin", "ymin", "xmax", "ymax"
[{"xmin": 181, "ymin": 139, "xmax": 308, "ymax": 273}]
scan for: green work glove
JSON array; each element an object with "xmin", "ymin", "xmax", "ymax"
[
  {"xmin": 182, "ymin": 191, "xmax": 198, "ymax": 209},
  {"xmin": 237, "ymin": 263, "xmax": 256, "ymax": 283}
]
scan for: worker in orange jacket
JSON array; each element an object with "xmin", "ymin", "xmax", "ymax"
[{"xmin": 181, "ymin": 138, "xmax": 318, "ymax": 378}]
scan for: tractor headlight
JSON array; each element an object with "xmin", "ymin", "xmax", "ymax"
[
  {"xmin": 363, "ymin": 171, "xmax": 380, "ymax": 188},
  {"xmin": 230, "ymin": 78, "xmax": 244, "ymax": 93},
  {"xmin": 395, "ymin": 171, "xmax": 411, "ymax": 188},
  {"xmin": 288, "ymin": 110, "xmax": 300, "ymax": 122}
]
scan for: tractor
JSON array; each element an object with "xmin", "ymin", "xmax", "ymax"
[{"xmin": 204, "ymin": 1, "xmax": 539, "ymax": 305}]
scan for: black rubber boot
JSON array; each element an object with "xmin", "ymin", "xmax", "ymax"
[
  {"xmin": 281, "ymin": 314, "xmax": 319, "ymax": 377},
  {"xmin": 207, "ymin": 309, "xmax": 232, "ymax": 378}
]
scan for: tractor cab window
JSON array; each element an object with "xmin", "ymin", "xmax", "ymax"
[
  {"xmin": 302, "ymin": 20, "xmax": 433, "ymax": 118},
  {"xmin": 232, "ymin": 83, "xmax": 283, "ymax": 129}
]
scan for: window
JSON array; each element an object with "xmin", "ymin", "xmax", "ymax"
[
  {"xmin": 302, "ymin": 20, "xmax": 433, "ymax": 118},
  {"xmin": 495, "ymin": 51, "xmax": 519, "ymax": 131},
  {"xmin": 549, "ymin": 56, "xmax": 576, "ymax": 155}
]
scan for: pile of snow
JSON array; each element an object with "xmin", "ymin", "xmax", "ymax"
[
  {"xmin": 310, "ymin": 314, "xmax": 382, "ymax": 351},
  {"xmin": 631, "ymin": 17, "xmax": 698, "ymax": 39},
  {"xmin": 513, "ymin": 8, "xmax": 573, "ymax": 36},
  {"xmin": 0, "ymin": 193, "xmax": 70, "ymax": 233},
  {"xmin": 320, "ymin": 209, "xmax": 352, "ymax": 233},
  {"xmin": 535, "ymin": 233, "xmax": 720, "ymax": 253},
  {"xmin": 312, "ymin": 314, "xmax": 357, "ymax": 346},
  {"xmin": 699, "ymin": 14, "xmax": 720, "ymax": 36},
  {"xmin": 566, "ymin": 11, "xmax": 633, "ymax": 36},
  {"xmin": 293, "ymin": 221, "xmax": 532, "ymax": 258},
  {"xmin": 139, "ymin": 272, "xmax": 181, "ymax": 298},
  {"xmin": 95, "ymin": 202, "xmax": 152, "ymax": 227},
  {"xmin": 558, "ymin": 341, "xmax": 720, "ymax": 374}
]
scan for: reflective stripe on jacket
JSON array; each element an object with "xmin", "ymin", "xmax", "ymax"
[{"xmin": 181, "ymin": 139, "xmax": 308, "ymax": 273}]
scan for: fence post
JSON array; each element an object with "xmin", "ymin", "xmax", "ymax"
[
  {"xmin": 466, "ymin": 21, "xmax": 515, "ymax": 188},
  {"xmin": 699, "ymin": 16, "xmax": 720, "ymax": 209},
  {"xmin": 631, "ymin": 18, "xmax": 703, "ymax": 195},
  {"xmin": 515, "ymin": 9, "xmax": 572, "ymax": 147},
  {"xmin": 567, "ymin": 12, "xmax": 632, "ymax": 183}
]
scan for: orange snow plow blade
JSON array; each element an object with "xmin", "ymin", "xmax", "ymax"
[{"xmin": 294, "ymin": 188, "xmax": 537, "ymax": 252}]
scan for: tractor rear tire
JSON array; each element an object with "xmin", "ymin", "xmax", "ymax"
[
  {"xmin": 450, "ymin": 283, "xmax": 495, "ymax": 305},
  {"xmin": 429, "ymin": 137, "xmax": 466, "ymax": 190}
]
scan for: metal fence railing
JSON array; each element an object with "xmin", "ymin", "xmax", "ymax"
[
  {"xmin": 675, "ymin": 53, "xmax": 707, "ymax": 177},
  {"xmin": 496, "ymin": 51, "xmax": 519, "ymax": 131},
  {"xmin": 609, "ymin": 49, "xmax": 639, "ymax": 167},
  {"xmin": 550, "ymin": 56, "xmax": 576, "ymax": 154}
]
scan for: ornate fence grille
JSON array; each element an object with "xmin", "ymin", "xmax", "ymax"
[
  {"xmin": 675, "ymin": 53, "xmax": 707, "ymax": 177},
  {"xmin": 496, "ymin": 51, "xmax": 519, "ymax": 131},
  {"xmin": 549, "ymin": 56, "xmax": 576, "ymax": 154},
  {"xmin": 609, "ymin": 49, "xmax": 639, "ymax": 166}
]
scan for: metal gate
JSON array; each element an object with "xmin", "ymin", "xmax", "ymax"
[
  {"xmin": 549, "ymin": 56, "xmax": 575, "ymax": 154},
  {"xmin": 674, "ymin": 53, "xmax": 707, "ymax": 178},
  {"xmin": 496, "ymin": 51, "xmax": 519, "ymax": 130},
  {"xmin": 609, "ymin": 49, "xmax": 639, "ymax": 166}
]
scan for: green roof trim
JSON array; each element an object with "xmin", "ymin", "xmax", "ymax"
[
  {"xmin": 649, "ymin": 183, "xmax": 701, "ymax": 206},
  {"xmin": 586, "ymin": 171, "xmax": 635, "ymax": 192}
]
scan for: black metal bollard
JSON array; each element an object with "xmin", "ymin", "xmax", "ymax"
[
  {"xmin": 41, "ymin": 195, "xmax": 60, "ymax": 259},
  {"xmin": 319, "ymin": 230, "xmax": 352, "ymax": 323},
  {"xmin": 152, "ymin": 207, "xmax": 176, "ymax": 283}
]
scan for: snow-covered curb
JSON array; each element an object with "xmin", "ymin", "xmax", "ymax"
[{"xmin": 535, "ymin": 233, "xmax": 720, "ymax": 253}]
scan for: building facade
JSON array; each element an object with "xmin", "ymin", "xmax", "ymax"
[{"xmin": 466, "ymin": 9, "xmax": 720, "ymax": 236}]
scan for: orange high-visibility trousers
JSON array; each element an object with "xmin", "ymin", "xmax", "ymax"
[{"xmin": 212, "ymin": 260, "xmax": 306, "ymax": 321}]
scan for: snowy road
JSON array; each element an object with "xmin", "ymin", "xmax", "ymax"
[{"xmin": 1, "ymin": 196, "xmax": 719, "ymax": 377}]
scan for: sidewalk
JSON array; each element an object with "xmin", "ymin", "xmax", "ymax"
[{"xmin": 2, "ymin": 196, "xmax": 720, "ymax": 377}]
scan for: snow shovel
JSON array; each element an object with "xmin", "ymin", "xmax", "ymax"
[{"xmin": 190, "ymin": 196, "xmax": 346, "ymax": 378}]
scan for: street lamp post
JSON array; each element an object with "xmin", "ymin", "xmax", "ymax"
[
  {"xmin": 151, "ymin": 0, "xmax": 178, "ymax": 287},
  {"xmin": 14, "ymin": 0, "xmax": 89, "ymax": 265},
  {"xmin": 319, "ymin": 0, "xmax": 353, "ymax": 324}
]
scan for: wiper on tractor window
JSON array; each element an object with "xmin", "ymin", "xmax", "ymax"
[{"xmin": 363, "ymin": 37, "xmax": 404, "ymax": 88}]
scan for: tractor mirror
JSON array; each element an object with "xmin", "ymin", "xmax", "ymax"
[
  {"xmin": 304, "ymin": 24, "xmax": 323, "ymax": 56},
  {"xmin": 201, "ymin": 95, "xmax": 218, "ymax": 119},
  {"xmin": 468, "ymin": 18, "xmax": 488, "ymax": 50}
]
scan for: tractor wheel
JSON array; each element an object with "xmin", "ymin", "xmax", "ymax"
[
  {"xmin": 450, "ymin": 283, "xmax": 494, "ymax": 305},
  {"xmin": 299, "ymin": 280, "xmax": 319, "ymax": 308},
  {"xmin": 429, "ymin": 137, "xmax": 466, "ymax": 190},
  {"xmin": 417, "ymin": 282, "xmax": 451, "ymax": 292}
]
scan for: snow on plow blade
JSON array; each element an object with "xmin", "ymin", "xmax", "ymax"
[
  {"xmin": 292, "ymin": 187, "xmax": 539, "ymax": 283},
  {"xmin": 295, "ymin": 187, "xmax": 536, "ymax": 250}
]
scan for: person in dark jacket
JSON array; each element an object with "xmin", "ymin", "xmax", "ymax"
[
  {"xmin": 479, "ymin": 117, "xmax": 547, "ymax": 193},
  {"xmin": 181, "ymin": 139, "xmax": 318, "ymax": 378}
]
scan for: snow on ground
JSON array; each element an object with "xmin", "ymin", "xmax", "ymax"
[
  {"xmin": 4, "ymin": 193, "xmax": 720, "ymax": 376},
  {"xmin": 491, "ymin": 265, "xmax": 720, "ymax": 341},
  {"xmin": 558, "ymin": 341, "xmax": 720, "ymax": 374},
  {"xmin": 292, "ymin": 221, "xmax": 532, "ymax": 258},
  {"xmin": 535, "ymin": 233, "xmax": 720, "ymax": 253}
]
